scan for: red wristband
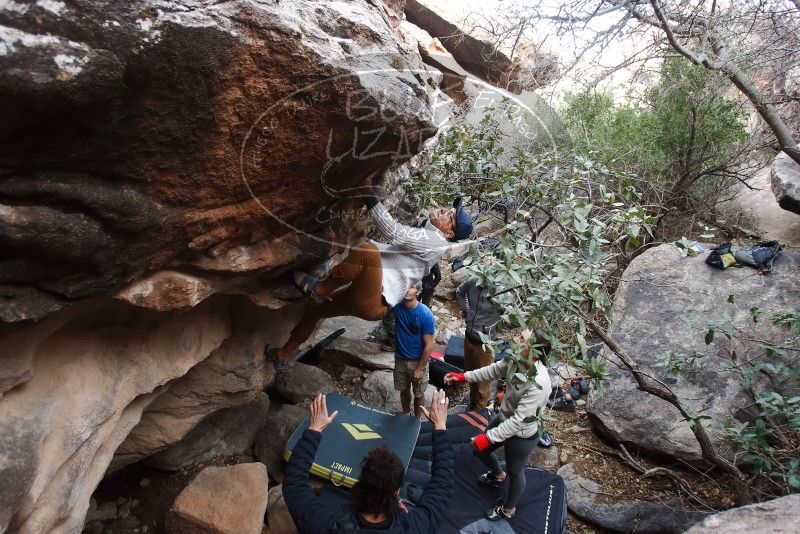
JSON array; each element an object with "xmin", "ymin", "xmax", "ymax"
[
  {"xmin": 448, "ymin": 372, "xmax": 466, "ymax": 383},
  {"xmin": 473, "ymin": 434, "xmax": 492, "ymax": 452}
]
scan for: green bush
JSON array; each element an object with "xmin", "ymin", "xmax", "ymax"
[{"xmin": 563, "ymin": 57, "xmax": 750, "ymax": 209}]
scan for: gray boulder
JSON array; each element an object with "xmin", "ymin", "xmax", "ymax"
[
  {"xmin": 253, "ymin": 404, "xmax": 307, "ymax": 483},
  {"xmin": 274, "ymin": 363, "xmax": 337, "ymax": 404},
  {"xmin": 685, "ymin": 494, "xmax": 800, "ymax": 533},
  {"xmin": 587, "ymin": 245, "xmax": 800, "ymax": 462},
  {"xmin": 144, "ymin": 393, "xmax": 269, "ymax": 471},
  {"xmin": 355, "ymin": 370, "xmax": 433, "ymax": 412},
  {"xmin": 771, "ymin": 152, "xmax": 800, "ymax": 214},
  {"xmin": 322, "ymin": 337, "xmax": 395, "ymax": 371},
  {"xmin": 558, "ymin": 464, "xmax": 707, "ymax": 533},
  {"xmin": 266, "ymin": 485, "xmax": 298, "ymax": 534}
]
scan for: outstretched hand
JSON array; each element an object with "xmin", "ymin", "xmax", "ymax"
[
  {"xmin": 308, "ymin": 393, "xmax": 339, "ymax": 433},
  {"xmin": 443, "ymin": 372, "xmax": 466, "ymax": 385},
  {"xmin": 420, "ymin": 388, "xmax": 449, "ymax": 431}
]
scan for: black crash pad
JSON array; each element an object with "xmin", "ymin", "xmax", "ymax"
[
  {"xmin": 284, "ymin": 394, "xmax": 421, "ymax": 488},
  {"xmin": 317, "ymin": 408, "xmax": 566, "ymax": 533}
]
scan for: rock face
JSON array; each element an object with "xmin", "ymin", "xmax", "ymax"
[
  {"xmin": 685, "ymin": 494, "xmax": 800, "ymax": 534},
  {"xmin": 405, "ymin": 0, "xmax": 558, "ymax": 93},
  {"xmin": 274, "ymin": 363, "xmax": 337, "ymax": 404},
  {"xmin": 558, "ymin": 464, "xmax": 707, "ymax": 533},
  {"xmin": 253, "ymin": 404, "xmax": 307, "ymax": 484},
  {"xmin": 587, "ymin": 245, "xmax": 800, "ymax": 462},
  {"xmin": 266, "ymin": 485, "xmax": 298, "ymax": 534},
  {"xmin": 322, "ymin": 337, "xmax": 395, "ymax": 371},
  {"xmin": 144, "ymin": 392, "xmax": 270, "ymax": 471},
  {"xmin": 0, "ymin": 0, "xmax": 438, "ymax": 323},
  {"xmin": 0, "ymin": 1, "xmax": 440, "ymax": 532},
  {"xmin": 771, "ymin": 152, "xmax": 800, "ymax": 214},
  {"xmin": 0, "ymin": 296, "xmax": 296, "ymax": 533},
  {"xmin": 354, "ymin": 369, "xmax": 433, "ymax": 411},
  {"xmin": 166, "ymin": 463, "xmax": 269, "ymax": 534}
]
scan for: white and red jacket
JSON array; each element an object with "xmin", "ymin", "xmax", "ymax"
[{"xmin": 466, "ymin": 359, "xmax": 551, "ymax": 442}]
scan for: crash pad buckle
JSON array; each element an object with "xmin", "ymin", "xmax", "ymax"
[{"xmin": 329, "ymin": 470, "xmax": 347, "ymax": 486}]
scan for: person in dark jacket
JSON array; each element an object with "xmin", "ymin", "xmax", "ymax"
[
  {"xmin": 283, "ymin": 391, "xmax": 454, "ymax": 533},
  {"xmin": 455, "ymin": 276, "xmax": 502, "ymax": 409},
  {"xmin": 419, "ymin": 263, "xmax": 441, "ymax": 307}
]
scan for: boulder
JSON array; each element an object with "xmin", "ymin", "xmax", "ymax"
[
  {"xmin": 0, "ymin": 0, "xmax": 440, "ymax": 531},
  {"xmin": 587, "ymin": 245, "xmax": 800, "ymax": 462},
  {"xmin": 166, "ymin": 463, "xmax": 269, "ymax": 534},
  {"xmin": 404, "ymin": 0, "xmax": 558, "ymax": 92},
  {"xmin": 0, "ymin": 0, "xmax": 438, "ymax": 323},
  {"xmin": 112, "ymin": 300, "xmax": 301, "ymax": 470},
  {"xmin": 144, "ymin": 393, "xmax": 270, "ymax": 471},
  {"xmin": 0, "ymin": 296, "xmax": 296, "ymax": 533},
  {"xmin": 274, "ymin": 363, "xmax": 337, "ymax": 404},
  {"xmin": 398, "ymin": 19, "xmax": 469, "ymax": 104},
  {"xmin": 322, "ymin": 337, "xmax": 395, "ymax": 371},
  {"xmin": 685, "ymin": 494, "xmax": 800, "ymax": 533},
  {"xmin": 314, "ymin": 316, "xmax": 379, "ymax": 345},
  {"xmin": 557, "ymin": 464, "xmax": 707, "ymax": 533},
  {"xmin": 266, "ymin": 485, "xmax": 298, "ymax": 534},
  {"xmin": 771, "ymin": 152, "xmax": 800, "ymax": 214},
  {"xmin": 354, "ymin": 369, "xmax": 433, "ymax": 412},
  {"xmin": 528, "ymin": 445, "xmax": 560, "ymax": 472},
  {"xmin": 253, "ymin": 404, "xmax": 307, "ymax": 483}
]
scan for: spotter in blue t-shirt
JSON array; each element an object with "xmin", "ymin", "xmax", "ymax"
[{"xmin": 393, "ymin": 302, "xmax": 436, "ymax": 360}]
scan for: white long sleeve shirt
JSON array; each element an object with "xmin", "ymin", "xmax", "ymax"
[
  {"xmin": 466, "ymin": 359, "xmax": 551, "ymax": 442},
  {"xmin": 369, "ymin": 202, "xmax": 450, "ymax": 307}
]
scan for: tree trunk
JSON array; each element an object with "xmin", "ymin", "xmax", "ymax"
[{"xmin": 585, "ymin": 316, "xmax": 754, "ymax": 505}]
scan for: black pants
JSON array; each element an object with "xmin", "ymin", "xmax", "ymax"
[{"xmin": 474, "ymin": 416, "xmax": 538, "ymax": 508}]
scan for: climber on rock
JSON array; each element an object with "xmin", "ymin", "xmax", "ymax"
[{"xmin": 267, "ymin": 189, "xmax": 472, "ymax": 371}]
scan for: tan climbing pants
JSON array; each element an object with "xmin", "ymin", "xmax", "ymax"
[
  {"xmin": 464, "ymin": 335, "xmax": 495, "ymax": 409},
  {"xmin": 280, "ymin": 242, "xmax": 388, "ymax": 357}
]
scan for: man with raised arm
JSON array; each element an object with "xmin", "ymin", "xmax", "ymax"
[{"xmin": 282, "ymin": 391, "xmax": 454, "ymax": 533}]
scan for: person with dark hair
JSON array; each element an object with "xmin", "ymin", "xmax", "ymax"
[
  {"xmin": 351, "ymin": 447, "xmax": 406, "ymax": 524},
  {"xmin": 444, "ymin": 330, "xmax": 551, "ymax": 521},
  {"xmin": 282, "ymin": 391, "xmax": 454, "ymax": 533},
  {"xmin": 268, "ymin": 193, "xmax": 472, "ymax": 371}
]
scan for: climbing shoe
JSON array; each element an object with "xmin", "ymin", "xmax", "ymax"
[
  {"xmin": 477, "ymin": 471, "xmax": 505, "ymax": 488},
  {"xmin": 485, "ymin": 503, "xmax": 515, "ymax": 521},
  {"xmin": 265, "ymin": 345, "xmax": 286, "ymax": 373},
  {"xmin": 538, "ymin": 430, "xmax": 553, "ymax": 448},
  {"xmin": 549, "ymin": 386, "xmax": 564, "ymax": 400},
  {"xmin": 292, "ymin": 271, "xmax": 325, "ymax": 304}
]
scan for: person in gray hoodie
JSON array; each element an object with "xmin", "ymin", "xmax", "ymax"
[
  {"xmin": 444, "ymin": 330, "xmax": 551, "ymax": 521},
  {"xmin": 455, "ymin": 276, "xmax": 502, "ymax": 409}
]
